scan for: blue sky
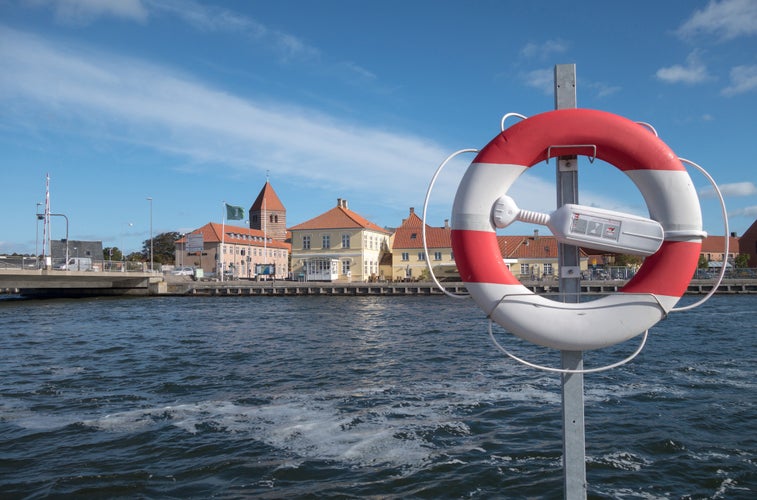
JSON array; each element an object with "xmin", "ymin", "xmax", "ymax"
[{"xmin": 1, "ymin": 0, "xmax": 756, "ymax": 256}]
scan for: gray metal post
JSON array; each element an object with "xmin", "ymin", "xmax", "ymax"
[{"xmin": 554, "ymin": 63, "xmax": 587, "ymax": 499}]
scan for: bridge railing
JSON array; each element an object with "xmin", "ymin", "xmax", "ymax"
[{"xmin": 0, "ymin": 257, "xmax": 154, "ymax": 273}]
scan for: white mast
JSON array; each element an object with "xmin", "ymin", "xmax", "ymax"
[{"xmin": 42, "ymin": 173, "xmax": 51, "ymax": 269}]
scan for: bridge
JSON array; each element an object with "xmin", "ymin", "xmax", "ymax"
[{"xmin": 0, "ymin": 269, "xmax": 160, "ymax": 298}]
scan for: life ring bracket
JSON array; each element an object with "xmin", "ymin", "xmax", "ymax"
[{"xmin": 546, "ymin": 144, "xmax": 597, "ymax": 164}]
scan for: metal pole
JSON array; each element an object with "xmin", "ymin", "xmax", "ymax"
[
  {"xmin": 50, "ymin": 213, "xmax": 69, "ymax": 268},
  {"xmin": 146, "ymin": 197, "xmax": 153, "ymax": 272},
  {"xmin": 554, "ymin": 63, "xmax": 587, "ymax": 499}
]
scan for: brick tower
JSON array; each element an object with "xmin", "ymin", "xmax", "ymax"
[{"xmin": 249, "ymin": 181, "xmax": 287, "ymax": 242}]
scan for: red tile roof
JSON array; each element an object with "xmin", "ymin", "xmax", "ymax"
[
  {"xmin": 178, "ymin": 222, "xmax": 290, "ymax": 249},
  {"xmin": 497, "ymin": 234, "xmax": 589, "ymax": 259},
  {"xmin": 392, "ymin": 210, "xmax": 451, "ymax": 249},
  {"xmin": 700, "ymin": 235, "xmax": 739, "ymax": 254},
  {"xmin": 250, "ymin": 181, "xmax": 286, "ymax": 212},
  {"xmin": 289, "ymin": 201, "xmax": 389, "ymax": 233}
]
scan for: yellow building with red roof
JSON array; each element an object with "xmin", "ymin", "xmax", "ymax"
[
  {"xmin": 390, "ymin": 208, "xmax": 454, "ymax": 281},
  {"xmin": 289, "ymin": 198, "xmax": 390, "ymax": 282}
]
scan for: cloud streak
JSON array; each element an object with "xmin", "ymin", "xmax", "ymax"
[
  {"xmin": 700, "ymin": 181, "xmax": 757, "ymax": 198},
  {"xmin": 676, "ymin": 0, "xmax": 757, "ymax": 41},
  {"xmin": 656, "ymin": 51, "xmax": 712, "ymax": 85},
  {"xmin": 0, "ymin": 26, "xmax": 447, "ymax": 204}
]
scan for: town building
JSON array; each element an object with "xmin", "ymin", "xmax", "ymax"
[
  {"xmin": 289, "ymin": 198, "xmax": 390, "ymax": 282},
  {"xmin": 700, "ymin": 234, "xmax": 740, "ymax": 271},
  {"xmin": 390, "ymin": 208, "xmax": 453, "ymax": 281},
  {"xmin": 739, "ymin": 220, "xmax": 757, "ymax": 267},
  {"xmin": 174, "ymin": 181, "xmax": 290, "ymax": 279},
  {"xmin": 175, "ymin": 222, "xmax": 290, "ymax": 279},
  {"xmin": 249, "ymin": 181, "xmax": 287, "ymax": 242}
]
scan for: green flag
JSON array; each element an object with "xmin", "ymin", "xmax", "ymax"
[{"xmin": 225, "ymin": 203, "xmax": 245, "ymax": 220}]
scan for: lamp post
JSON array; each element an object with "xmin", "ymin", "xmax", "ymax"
[
  {"xmin": 146, "ymin": 197, "xmax": 153, "ymax": 272},
  {"xmin": 35, "ymin": 202, "xmax": 43, "ymax": 268},
  {"xmin": 49, "ymin": 213, "xmax": 69, "ymax": 268},
  {"xmin": 122, "ymin": 222, "xmax": 133, "ymax": 271}
]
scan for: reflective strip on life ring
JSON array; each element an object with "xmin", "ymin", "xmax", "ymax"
[{"xmin": 451, "ymin": 109, "xmax": 703, "ymax": 351}]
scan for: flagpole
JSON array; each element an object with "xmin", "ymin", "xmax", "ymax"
[
  {"xmin": 221, "ymin": 202, "xmax": 226, "ymax": 282},
  {"xmin": 263, "ymin": 191, "xmax": 267, "ymax": 280}
]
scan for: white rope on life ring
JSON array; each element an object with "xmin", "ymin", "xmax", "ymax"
[{"xmin": 451, "ymin": 108, "xmax": 706, "ymax": 351}]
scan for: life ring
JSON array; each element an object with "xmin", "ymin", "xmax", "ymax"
[{"xmin": 451, "ymin": 108, "xmax": 705, "ymax": 351}]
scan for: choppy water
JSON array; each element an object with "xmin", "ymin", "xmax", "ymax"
[{"xmin": 0, "ymin": 294, "xmax": 755, "ymax": 498}]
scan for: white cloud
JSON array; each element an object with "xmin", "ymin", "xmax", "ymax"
[
  {"xmin": 700, "ymin": 181, "xmax": 757, "ymax": 198},
  {"xmin": 722, "ymin": 64, "xmax": 757, "ymax": 96},
  {"xmin": 519, "ymin": 39, "xmax": 568, "ymax": 60},
  {"xmin": 728, "ymin": 205, "xmax": 757, "ymax": 218},
  {"xmin": 0, "ymin": 27, "xmax": 445, "ymax": 205},
  {"xmin": 677, "ymin": 0, "xmax": 757, "ymax": 40},
  {"xmin": 34, "ymin": 0, "xmax": 149, "ymax": 25},
  {"xmin": 656, "ymin": 51, "xmax": 712, "ymax": 84},
  {"xmin": 520, "ymin": 68, "xmax": 554, "ymax": 95}
]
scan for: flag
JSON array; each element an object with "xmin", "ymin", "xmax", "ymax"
[{"xmin": 225, "ymin": 203, "xmax": 245, "ymax": 220}]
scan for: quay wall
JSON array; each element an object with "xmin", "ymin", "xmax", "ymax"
[
  {"xmin": 163, "ymin": 278, "xmax": 757, "ymax": 297},
  {"xmin": 3, "ymin": 278, "xmax": 756, "ymax": 298}
]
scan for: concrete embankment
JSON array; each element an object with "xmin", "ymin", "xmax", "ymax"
[{"xmin": 161, "ymin": 277, "xmax": 757, "ymax": 297}]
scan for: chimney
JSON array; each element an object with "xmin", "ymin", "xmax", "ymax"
[
  {"xmin": 342, "ymin": 199, "xmax": 348, "ymax": 209},
  {"xmin": 409, "ymin": 207, "xmax": 415, "ymax": 214},
  {"xmin": 534, "ymin": 229, "xmax": 539, "ymax": 239},
  {"xmin": 337, "ymin": 198, "xmax": 342, "ymax": 208},
  {"xmin": 444, "ymin": 219, "xmax": 449, "ymax": 229}
]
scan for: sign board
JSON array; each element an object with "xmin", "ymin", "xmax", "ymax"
[
  {"xmin": 256, "ymin": 264, "xmax": 275, "ymax": 275},
  {"xmin": 186, "ymin": 233, "xmax": 204, "ymax": 253}
]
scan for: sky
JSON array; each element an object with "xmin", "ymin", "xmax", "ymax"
[{"xmin": 1, "ymin": 0, "xmax": 756, "ymax": 256}]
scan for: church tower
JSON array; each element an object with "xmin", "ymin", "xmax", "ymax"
[{"xmin": 249, "ymin": 181, "xmax": 287, "ymax": 242}]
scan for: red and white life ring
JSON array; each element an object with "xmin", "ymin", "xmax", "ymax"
[{"xmin": 451, "ymin": 109, "xmax": 705, "ymax": 351}]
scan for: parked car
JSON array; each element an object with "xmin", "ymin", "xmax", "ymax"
[
  {"xmin": 171, "ymin": 266, "xmax": 195, "ymax": 276},
  {"xmin": 56, "ymin": 257, "xmax": 93, "ymax": 271}
]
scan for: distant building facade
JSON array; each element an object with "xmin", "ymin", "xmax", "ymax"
[
  {"xmin": 175, "ymin": 222, "xmax": 290, "ymax": 279},
  {"xmin": 390, "ymin": 207, "xmax": 454, "ymax": 281},
  {"xmin": 249, "ymin": 181, "xmax": 287, "ymax": 242},
  {"xmin": 740, "ymin": 220, "xmax": 757, "ymax": 267},
  {"xmin": 289, "ymin": 198, "xmax": 390, "ymax": 282},
  {"xmin": 174, "ymin": 181, "xmax": 290, "ymax": 279}
]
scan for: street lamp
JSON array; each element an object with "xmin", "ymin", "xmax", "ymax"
[
  {"xmin": 35, "ymin": 202, "xmax": 43, "ymax": 267},
  {"xmin": 48, "ymin": 213, "xmax": 69, "ymax": 268},
  {"xmin": 146, "ymin": 197, "xmax": 153, "ymax": 272}
]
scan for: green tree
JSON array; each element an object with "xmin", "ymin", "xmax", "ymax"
[
  {"xmin": 126, "ymin": 252, "xmax": 144, "ymax": 262},
  {"xmin": 734, "ymin": 253, "xmax": 748, "ymax": 268},
  {"xmin": 613, "ymin": 254, "xmax": 642, "ymax": 267},
  {"xmin": 698, "ymin": 254, "xmax": 709, "ymax": 269},
  {"xmin": 103, "ymin": 247, "xmax": 124, "ymax": 261},
  {"xmin": 141, "ymin": 231, "xmax": 181, "ymax": 265}
]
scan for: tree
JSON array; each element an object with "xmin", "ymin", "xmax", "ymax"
[
  {"xmin": 698, "ymin": 254, "xmax": 709, "ymax": 269},
  {"xmin": 613, "ymin": 254, "xmax": 642, "ymax": 267},
  {"xmin": 141, "ymin": 231, "xmax": 181, "ymax": 265},
  {"xmin": 103, "ymin": 247, "xmax": 124, "ymax": 261},
  {"xmin": 734, "ymin": 253, "xmax": 749, "ymax": 268}
]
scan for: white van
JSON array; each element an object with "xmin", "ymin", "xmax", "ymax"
[{"xmin": 56, "ymin": 257, "xmax": 93, "ymax": 271}]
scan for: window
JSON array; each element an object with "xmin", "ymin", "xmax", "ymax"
[
  {"xmin": 322, "ymin": 235, "xmax": 330, "ymax": 249},
  {"xmin": 410, "ymin": 233, "xmax": 417, "ymax": 239},
  {"xmin": 342, "ymin": 260, "xmax": 350, "ymax": 275},
  {"xmin": 402, "ymin": 252, "xmax": 409, "ymax": 261},
  {"xmin": 342, "ymin": 234, "xmax": 350, "ymax": 248},
  {"xmin": 417, "ymin": 252, "xmax": 425, "ymax": 261},
  {"xmin": 544, "ymin": 263, "xmax": 553, "ymax": 276},
  {"xmin": 434, "ymin": 251, "xmax": 442, "ymax": 261},
  {"xmin": 520, "ymin": 263, "xmax": 529, "ymax": 275},
  {"xmin": 303, "ymin": 235, "xmax": 311, "ymax": 250}
]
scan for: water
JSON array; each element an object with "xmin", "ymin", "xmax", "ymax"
[{"xmin": 0, "ymin": 294, "xmax": 754, "ymax": 498}]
